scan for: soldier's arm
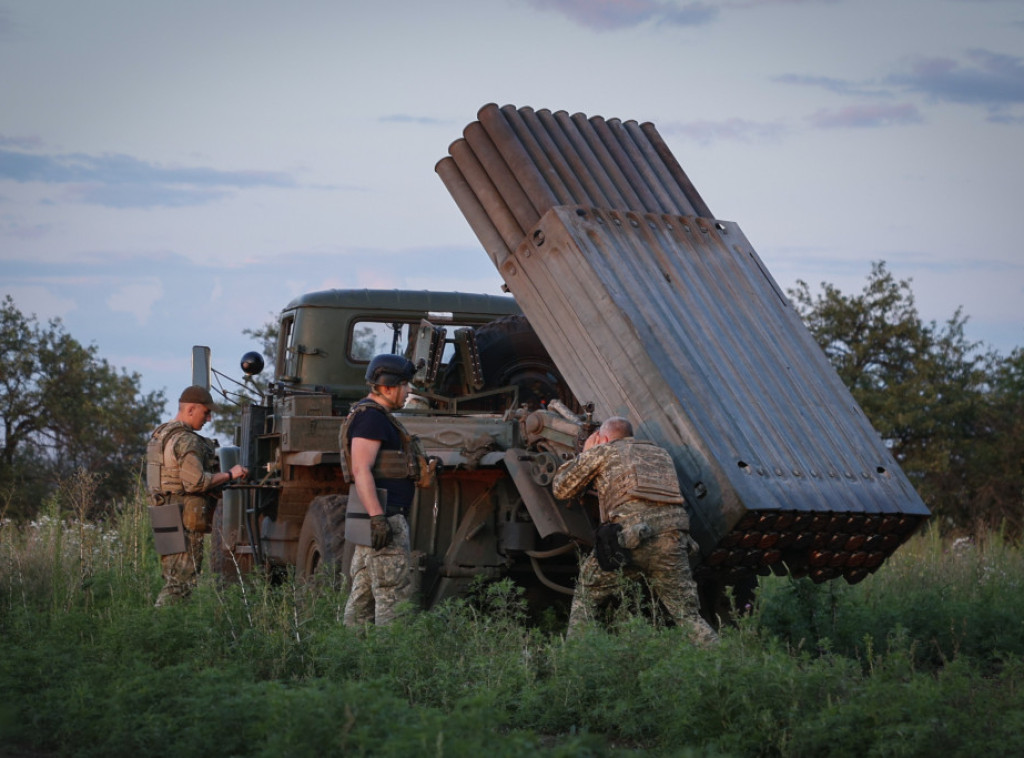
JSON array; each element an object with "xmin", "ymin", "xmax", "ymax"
[
  {"xmin": 174, "ymin": 436, "xmax": 225, "ymax": 493},
  {"xmin": 351, "ymin": 436, "xmax": 386, "ymax": 517},
  {"xmin": 552, "ymin": 445, "xmax": 608, "ymax": 500}
]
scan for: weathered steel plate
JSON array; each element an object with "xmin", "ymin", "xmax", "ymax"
[{"xmin": 438, "ymin": 105, "xmax": 930, "ymax": 584}]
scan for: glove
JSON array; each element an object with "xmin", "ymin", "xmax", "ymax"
[{"xmin": 370, "ymin": 515, "xmax": 393, "ymax": 550}]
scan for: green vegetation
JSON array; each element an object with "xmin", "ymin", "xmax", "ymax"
[
  {"xmin": 2, "ymin": 488, "xmax": 1023, "ymax": 757},
  {"xmin": 789, "ymin": 262, "xmax": 1024, "ymax": 537},
  {"xmin": 0, "ymin": 295, "xmax": 165, "ymax": 522}
]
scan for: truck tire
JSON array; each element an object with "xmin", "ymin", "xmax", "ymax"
[
  {"xmin": 472, "ymin": 315, "xmax": 571, "ymax": 410},
  {"xmin": 297, "ymin": 494, "xmax": 350, "ymax": 584}
]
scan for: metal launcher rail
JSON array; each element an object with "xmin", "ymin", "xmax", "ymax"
[{"xmin": 436, "ymin": 103, "xmax": 930, "ymax": 585}]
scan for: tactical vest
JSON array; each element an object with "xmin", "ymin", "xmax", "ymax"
[
  {"xmin": 339, "ymin": 400, "xmax": 429, "ymax": 485},
  {"xmin": 602, "ymin": 438, "xmax": 686, "ymax": 513},
  {"xmin": 146, "ymin": 421, "xmax": 190, "ymax": 506},
  {"xmin": 145, "ymin": 421, "xmax": 218, "ymax": 505}
]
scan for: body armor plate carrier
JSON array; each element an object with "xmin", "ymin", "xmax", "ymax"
[{"xmin": 339, "ymin": 400, "xmax": 435, "ymax": 488}]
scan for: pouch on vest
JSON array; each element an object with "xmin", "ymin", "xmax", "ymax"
[
  {"xmin": 345, "ymin": 487, "xmax": 389, "ymax": 547},
  {"xmin": 618, "ymin": 521, "xmax": 653, "ymax": 550},
  {"xmin": 595, "ymin": 522, "xmax": 632, "ymax": 571},
  {"xmin": 182, "ymin": 494, "xmax": 212, "ymax": 533},
  {"xmin": 149, "ymin": 503, "xmax": 187, "ymax": 555},
  {"xmin": 416, "ymin": 455, "xmax": 439, "ymax": 489}
]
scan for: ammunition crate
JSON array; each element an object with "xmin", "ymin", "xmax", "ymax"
[
  {"xmin": 279, "ymin": 415, "xmax": 343, "ymax": 452},
  {"xmin": 277, "ymin": 394, "xmax": 333, "ymax": 418}
]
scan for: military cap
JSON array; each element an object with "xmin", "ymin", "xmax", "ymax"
[{"xmin": 179, "ymin": 385, "xmax": 216, "ymax": 409}]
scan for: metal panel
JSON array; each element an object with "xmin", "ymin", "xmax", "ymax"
[
  {"xmin": 437, "ymin": 104, "xmax": 930, "ymax": 584},
  {"xmin": 437, "ymin": 103, "xmax": 712, "ymax": 269},
  {"xmin": 503, "ymin": 206, "xmax": 929, "ymax": 582}
]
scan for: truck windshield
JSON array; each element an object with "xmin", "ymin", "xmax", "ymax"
[{"xmin": 350, "ymin": 319, "xmax": 461, "ymax": 364}]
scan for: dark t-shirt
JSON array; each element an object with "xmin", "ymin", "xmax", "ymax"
[{"xmin": 348, "ymin": 403, "xmax": 415, "ymax": 513}]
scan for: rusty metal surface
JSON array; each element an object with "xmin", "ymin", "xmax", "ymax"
[
  {"xmin": 509, "ymin": 206, "xmax": 929, "ymax": 583},
  {"xmin": 437, "ymin": 103, "xmax": 712, "ymax": 269},
  {"xmin": 437, "ymin": 104, "xmax": 931, "ymax": 584}
]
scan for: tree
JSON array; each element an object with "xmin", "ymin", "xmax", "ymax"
[
  {"xmin": 969, "ymin": 348, "xmax": 1024, "ymax": 534},
  {"xmin": 0, "ymin": 296, "xmax": 165, "ymax": 521},
  {"xmin": 788, "ymin": 262, "xmax": 1020, "ymax": 536}
]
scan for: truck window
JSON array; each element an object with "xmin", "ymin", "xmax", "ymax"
[
  {"xmin": 350, "ymin": 319, "xmax": 460, "ymax": 364},
  {"xmin": 350, "ymin": 321, "xmax": 415, "ymax": 362},
  {"xmin": 278, "ymin": 314, "xmax": 297, "ymax": 379}
]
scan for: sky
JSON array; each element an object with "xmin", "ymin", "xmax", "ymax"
[{"xmin": 2, "ymin": 0, "xmax": 1023, "ymax": 414}]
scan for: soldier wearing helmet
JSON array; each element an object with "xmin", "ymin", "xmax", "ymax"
[
  {"xmin": 147, "ymin": 385, "xmax": 248, "ymax": 607},
  {"xmin": 553, "ymin": 416, "xmax": 717, "ymax": 645},
  {"xmin": 340, "ymin": 354, "xmax": 421, "ymax": 626}
]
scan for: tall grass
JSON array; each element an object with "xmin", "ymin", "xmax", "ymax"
[{"xmin": 2, "ymin": 484, "xmax": 1024, "ymax": 756}]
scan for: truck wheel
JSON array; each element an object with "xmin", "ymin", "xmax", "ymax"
[
  {"xmin": 473, "ymin": 315, "xmax": 571, "ymax": 410},
  {"xmin": 297, "ymin": 494, "xmax": 350, "ymax": 584}
]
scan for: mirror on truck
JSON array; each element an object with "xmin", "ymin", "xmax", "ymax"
[{"xmin": 191, "ymin": 346, "xmax": 211, "ymax": 390}]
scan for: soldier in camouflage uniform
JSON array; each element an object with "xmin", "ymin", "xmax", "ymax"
[
  {"xmin": 342, "ymin": 355, "xmax": 422, "ymax": 627},
  {"xmin": 553, "ymin": 417, "xmax": 717, "ymax": 645},
  {"xmin": 147, "ymin": 386, "xmax": 247, "ymax": 607}
]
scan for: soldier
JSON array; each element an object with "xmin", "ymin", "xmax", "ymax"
[
  {"xmin": 341, "ymin": 354, "xmax": 425, "ymax": 627},
  {"xmin": 553, "ymin": 416, "xmax": 717, "ymax": 644},
  {"xmin": 147, "ymin": 386, "xmax": 247, "ymax": 607}
]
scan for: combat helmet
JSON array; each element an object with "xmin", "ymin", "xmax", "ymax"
[{"xmin": 365, "ymin": 354, "xmax": 416, "ymax": 387}]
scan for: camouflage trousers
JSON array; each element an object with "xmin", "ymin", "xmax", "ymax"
[
  {"xmin": 568, "ymin": 529, "xmax": 718, "ymax": 646},
  {"xmin": 344, "ymin": 514, "xmax": 414, "ymax": 627},
  {"xmin": 155, "ymin": 529, "xmax": 205, "ymax": 607}
]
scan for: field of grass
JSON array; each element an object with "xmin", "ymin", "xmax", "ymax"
[{"xmin": 2, "ymin": 494, "xmax": 1023, "ymax": 757}]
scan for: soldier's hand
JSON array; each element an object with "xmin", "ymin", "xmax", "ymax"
[{"xmin": 370, "ymin": 515, "xmax": 392, "ymax": 550}]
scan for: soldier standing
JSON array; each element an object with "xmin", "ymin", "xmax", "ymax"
[
  {"xmin": 553, "ymin": 416, "xmax": 717, "ymax": 644},
  {"xmin": 147, "ymin": 386, "xmax": 247, "ymax": 607},
  {"xmin": 341, "ymin": 354, "xmax": 423, "ymax": 627}
]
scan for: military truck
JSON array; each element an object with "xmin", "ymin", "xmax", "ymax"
[
  {"xmin": 205, "ymin": 104, "xmax": 930, "ymax": 620},
  {"xmin": 208, "ymin": 288, "xmax": 596, "ymax": 609}
]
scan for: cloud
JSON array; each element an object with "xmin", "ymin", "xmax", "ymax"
[
  {"xmin": 659, "ymin": 117, "xmax": 788, "ymax": 144},
  {"xmin": 806, "ymin": 103, "xmax": 924, "ymax": 129},
  {"xmin": 378, "ymin": 114, "xmax": 453, "ymax": 126},
  {"xmin": 886, "ymin": 49, "xmax": 1024, "ymax": 121},
  {"xmin": 0, "ymin": 217, "xmax": 52, "ymax": 239},
  {"xmin": 774, "ymin": 73, "xmax": 893, "ymax": 99},
  {"xmin": 106, "ymin": 280, "xmax": 164, "ymax": 324},
  {"xmin": 520, "ymin": 0, "xmax": 716, "ymax": 31},
  {"xmin": 0, "ymin": 134, "xmax": 44, "ymax": 149},
  {"xmin": 0, "ymin": 149, "xmax": 296, "ymax": 208},
  {"xmin": 725, "ymin": 0, "xmax": 838, "ymax": 6},
  {"xmin": 4, "ymin": 285, "xmax": 77, "ymax": 323}
]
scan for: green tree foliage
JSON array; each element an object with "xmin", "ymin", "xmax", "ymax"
[
  {"xmin": 0, "ymin": 296, "xmax": 165, "ymax": 521},
  {"xmin": 204, "ymin": 314, "xmax": 278, "ymax": 440},
  {"xmin": 242, "ymin": 314, "xmax": 278, "ymax": 361},
  {"xmin": 789, "ymin": 262, "xmax": 1023, "ymax": 536},
  {"xmin": 971, "ymin": 347, "xmax": 1024, "ymax": 532}
]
